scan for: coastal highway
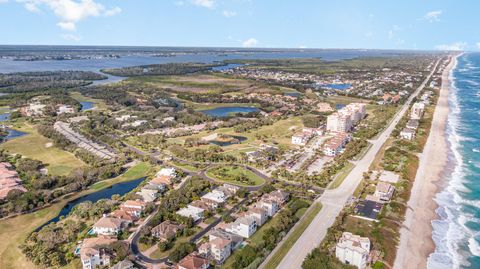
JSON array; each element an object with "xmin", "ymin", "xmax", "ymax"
[{"xmin": 264, "ymin": 59, "xmax": 441, "ymax": 269}]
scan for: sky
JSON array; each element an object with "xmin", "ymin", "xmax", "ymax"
[{"xmin": 0, "ymin": 0, "xmax": 478, "ymax": 51}]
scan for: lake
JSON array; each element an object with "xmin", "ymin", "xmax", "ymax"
[
  {"xmin": 200, "ymin": 106, "xmax": 260, "ymax": 117},
  {"xmin": 35, "ymin": 177, "xmax": 146, "ymax": 231},
  {"xmin": 80, "ymin": 101, "xmax": 95, "ymax": 111}
]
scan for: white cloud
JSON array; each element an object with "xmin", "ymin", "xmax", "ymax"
[
  {"xmin": 222, "ymin": 10, "xmax": 236, "ymax": 17},
  {"xmin": 0, "ymin": 0, "xmax": 9, "ymax": 3},
  {"xmin": 476, "ymin": 42, "xmax": 480, "ymax": 49},
  {"xmin": 435, "ymin": 42, "xmax": 467, "ymax": 51},
  {"xmin": 104, "ymin": 6, "xmax": 121, "ymax": 17},
  {"xmin": 191, "ymin": 0, "xmax": 214, "ymax": 9},
  {"xmin": 423, "ymin": 10, "xmax": 442, "ymax": 22},
  {"xmin": 174, "ymin": 1, "xmax": 184, "ymax": 6},
  {"xmin": 57, "ymin": 21, "xmax": 76, "ymax": 30},
  {"xmin": 16, "ymin": 0, "xmax": 121, "ymax": 31},
  {"xmin": 62, "ymin": 33, "xmax": 81, "ymax": 41},
  {"xmin": 242, "ymin": 38, "xmax": 258, "ymax": 47}
]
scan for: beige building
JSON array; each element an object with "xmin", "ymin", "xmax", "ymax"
[{"xmin": 335, "ymin": 232, "xmax": 370, "ymax": 269}]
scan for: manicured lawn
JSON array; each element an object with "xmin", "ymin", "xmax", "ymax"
[
  {"xmin": 0, "ymin": 162, "xmax": 153, "ymax": 269},
  {"xmin": 171, "ymin": 161, "xmax": 203, "ymax": 172},
  {"xmin": 262, "ymin": 203, "xmax": 322, "ymax": 269},
  {"xmin": 0, "ymin": 106, "xmax": 11, "ymax": 114},
  {"xmin": 91, "ymin": 161, "xmax": 153, "ymax": 190},
  {"xmin": 206, "ymin": 165, "xmax": 265, "ymax": 187},
  {"xmin": 0, "ymin": 122, "xmax": 85, "ymax": 176},
  {"xmin": 328, "ymin": 162, "xmax": 354, "ymax": 189}
]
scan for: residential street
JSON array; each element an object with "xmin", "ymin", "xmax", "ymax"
[{"xmin": 267, "ymin": 59, "xmax": 440, "ymax": 269}]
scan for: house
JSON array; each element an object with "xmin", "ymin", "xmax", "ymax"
[
  {"xmin": 150, "ymin": 175, "xmax": 173, "ymax": 187},
  {"xmin": 21, "ymin": 103, "xmax": 46, "ymax": 117},
  {"xmin": 110, "ymin": 209, "xmax": 136, "ymax": 223},
  {"xmin": 263, "ymin": 190, "xmax": 289, "ymax": 205},
  {"xmin": 80, "ymin": 237, "xmax": 117, "ymax": 269},
  {"xmin": 201, "ymin": 189, "xmax": 227, "ymax": 208},
  {"xmin": 210, "ymin": 238, "xmax": 232, "ymax": 263},
  {"xmin": 406, "ymin": 119, "xmax": 420, "ymax": 130},
  {"xmin": 176, "ymin": 205, "xmax": 205, "ymax": 222},
  {"xmin": 259, "ymin": 199, "xmax": 279, "ymax": 217},
  {"xmin": 110, "ymin": 260, "xmax": 134, "ymax": 269},
  {"xmin": 247, "ymin": 207, "xmax": 268, "ymax": 226},
  {"xmin": 226, "ymin": 216, "xmax": 257, "ymax": 238},
  {"xmin": 208, "ymin": 229, "xmax": 244, "ymax": 250},
  {"xmin": 291, "ymin": 132, "xmax": 312, "ymax": 146},
  {"xmin": 120, "ymin": 200, "xmax": 146, "ymax": 218},
  {"xmin": 190, "ymin": 200, "xmax": 213, "ymax": 211},
  {"xmin": 57, "ymin": 104, "xmax": 75, "ymax": 114},
  {"xmin": 92, "ymin": 217, "xmax": 125, "ymax": 235},
  {"xmin": 335, "ymin": 232, "xmax": 370, "ymax": 269},
  {"xmin": 176, "ymin": 253, "xmax": 210, "ymax": 269},
  {"xmin": 156, "ymin": 167, "xmax": 177, "ymax": 178},
  {"xmin": 151, "ymin": 221, "xmax": 183, "ymax": 241},
  {"xmin": 400, "ymin": 128, "xmax": 416, "ymax": 140},
  {"xmin": 373, "ymin": 182, "xmax": 395, "ymax": 202},
  {"xmin": 135, "ymin": 188, "xmax": 158, "ymax": 202},
  {"xmin": 217, "ymin": 183, "xmax": 240, "ymax": 196}
]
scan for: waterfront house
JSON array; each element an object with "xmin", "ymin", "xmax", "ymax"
[
  {"xmin": 120, "ymin": 200, "xmax": 146, "ymax": 218},
  {"xmin": 373, "ymin": 182, "xmax": 395, "ymax": 202},
  {"xmin": 400, "ymin": 128, "xmax": 416, "ymax": 140},
  {"xmin": 92, "ymin": 217, "xmax": 125, "ymax": 235},
  {"xmin": 335, "ymin": 232, "xmax": 370, "ymax": 269},
  {"xmin": 80, "ymin": 237, "xmax": 117, "ymax": 269}
]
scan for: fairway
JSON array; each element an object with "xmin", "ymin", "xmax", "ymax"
[
  {"xmin": 0, "ymin": 122, "xmax": 85, "ymax": 176},
  {"xmin": 206, "ymin": 165, "xmax": 265, "ymax": 187}
]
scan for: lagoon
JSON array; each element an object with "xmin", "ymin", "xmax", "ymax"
[
  {"xmin": 35, "ymin": 177, "xmax": 145, "ymax": 231},
  {"xmin": 200, "ymin": 106, "xmax": 260, "ymax": 117}
]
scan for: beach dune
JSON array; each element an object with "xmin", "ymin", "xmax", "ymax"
[{"xmin": 394, "ymin": 54, "xmax": 458, "ymax": 269}]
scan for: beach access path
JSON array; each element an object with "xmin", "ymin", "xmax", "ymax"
[
  {"xmin": 263, "ymin": 58, "xmax": 441, "ymax": 269},
  {"xmin": 394, "ymin": 54, "xmax": 457, "ymax": 269}
]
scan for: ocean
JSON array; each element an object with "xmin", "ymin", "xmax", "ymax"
[{"xmin": 429, "ymin": 52, "xmax": 480, "ymax": 269}]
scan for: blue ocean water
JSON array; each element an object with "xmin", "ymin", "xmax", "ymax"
[{"xmin": 429, "ymin": 53, "xmax": 480, "ymax": 269}]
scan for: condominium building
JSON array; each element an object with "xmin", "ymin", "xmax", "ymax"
[
  {"xmin": 335, "ymin": 232, "xmax": 370, "ymax": 269},
  {"xmin": 411, "ymin": 102, "xmax": 425, "ymax": 119},
  {"xmin": 326, "ymin": 103, "xmax": 366, "ymax": 132}
]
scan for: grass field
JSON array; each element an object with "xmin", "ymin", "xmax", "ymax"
[
  {"xmin": 328, "ymin": 162, "xmax": 355, "ymax": 189},
  {"xmin": 0, "ymin": 161, "xmax": 153, "ymax": 269},
  {"xmin": 262, "ymin": 203, "xmax": 322, "ymax": 269},
  {"xmin": 206, "ymin": 165, "xmax": 265, "ymax": 187},
  {"xmin": 0, "ymin": 122, "xmax": 85, "ymax": 176}
]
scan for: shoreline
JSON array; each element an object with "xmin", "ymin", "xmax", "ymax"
[{"xmin": 394, "ymin": 54, "xmax": 458, "ymax": 269}]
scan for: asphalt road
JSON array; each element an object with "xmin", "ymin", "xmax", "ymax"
[{"xmin": 265, "ymin": 59, "xmax": 441, "ymax": 269}]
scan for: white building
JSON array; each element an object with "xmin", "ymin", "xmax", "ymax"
[
  {"xmin": 411, "ymin": 102, "xmax": 425, "ymax": 120},
  {"xmin": 92, "ymin": 217, "xmax": 125, "ymax": 235},
  {"xmin": 373, "ymin": 182, "xmax": 395, "ymax": 203},
  {"xmin": 326, "ymin": 113, "xmax": 352, "ymax": 133},
  {"xmin": 291, "ymin": 132, "xmax": 312, "ymax": 146},
  {"xmin": 57, "ymin": 104, "xmax": 75, "ymax": 114},
  {"xmin": 135, "ymin": 188, "xmax": 159, "ymax": 202},
  {"xmin": 156, "ymin": 167, "xmax": 177, "ymax": 178},
  {"xmin": 201, "ymin": 189, "xmax": 227, "ymax": 208},
  {"xmin": 400, "ymin": 128, "xmax": 416, "ymax": 140},
  {"xmin": 176, "ymin": 205, "xmax": 205, "ymax": 222},
  {"xmin": 226, "ymin": 216, "xmax": 257, "ymax": 238},
  {"xmin": 247, "ymin": 207, "xmax": 269, "ymax": 226},
  {"xmin": 259, "ymin": 199, "xmax": 279, "ymax": 217},
  {"xmin": 80, "ymin": 237, "xmax": 116, "ymax": 269},
  {"xmin": 335, "ymin": 232, "xmax": 370, "ymax": 269}
]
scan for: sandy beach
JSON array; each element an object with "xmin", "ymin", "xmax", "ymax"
[{"xmin": 394, "ymin": 54, "xmax": 458, "ymax": 269}]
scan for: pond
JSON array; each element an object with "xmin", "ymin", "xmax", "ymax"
[
  {"xmin": 0, "ymin": 113, "xmax": 10, "ymax": 121},
  {"xmin": 321, "ymin": 83, "xmax": 352, "ymax": 90},
  {"xmin": 211, "ymin": 63, "xmax": 244, "ymax": 71},
  {"xmin": 80, "ymin": 101, "xmax": 95, "ymax": 111},
  {"xmin": 35, "ymin": 177, "xmax": 146, "ymax": 231},
  {"xmin": 209, "ymin": 135, "xmax": 247, "ymax": 147},
  {"xmin": 4, "ymin": 129, "xmax": 27, "ymax": 141},
  {"xmin": 200, "ymin": 106, "xmax": 260, "ymax": 117}
]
